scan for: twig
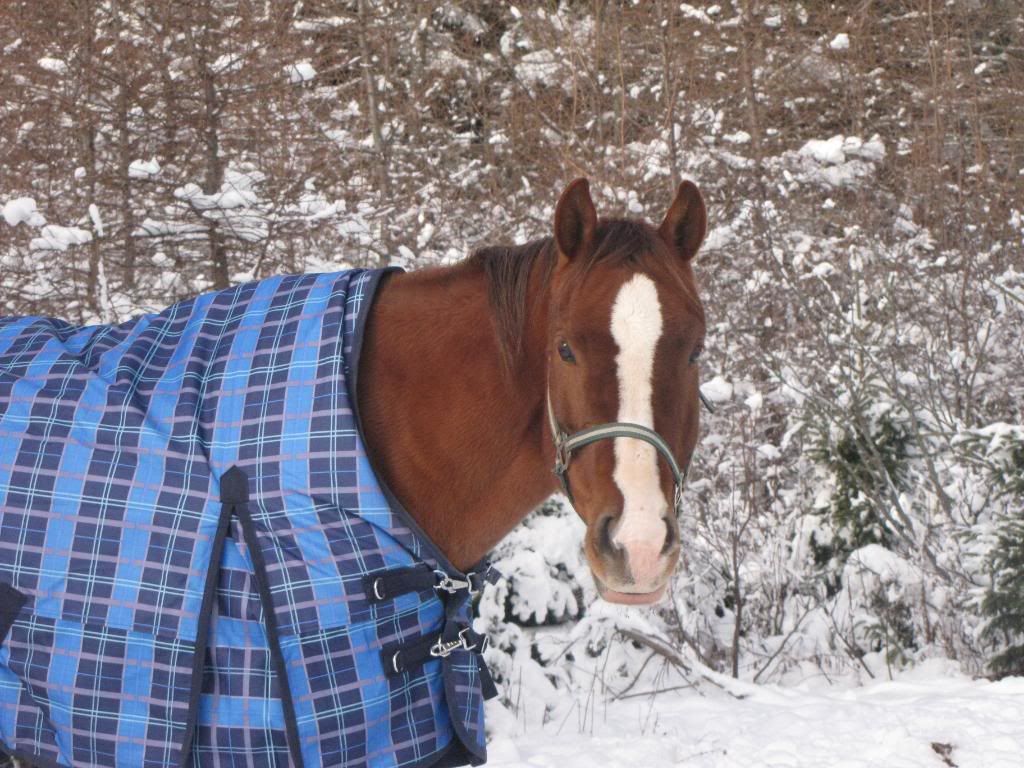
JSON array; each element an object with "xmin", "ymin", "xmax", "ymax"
[
  {"xmin": 752, "ymin": 604, "xmax": 815, "ymax": 683},
  {"xmin": 615, "ymin": 628, "xmax": 747, "ymax": 699},
  {"xmin": 616, "ymin": 682, "xmax": 700, "ymax": 701}
]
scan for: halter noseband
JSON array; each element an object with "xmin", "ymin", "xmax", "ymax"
[{"xmin": 546, "ymin": 389, "xmax": 714, "ymax": 516}]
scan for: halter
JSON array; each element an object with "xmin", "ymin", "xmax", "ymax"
[{"xmin": 546, "ymin": 388, "xmax": 715, "ymax": 516}]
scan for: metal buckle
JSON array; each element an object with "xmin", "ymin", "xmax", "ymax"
[
  {"xmin": 429, "ymin": 627, "xmax": 477, "ymax": 659},
  {"xmin": 434, "ymin": 571, "xmax": 471, "ymax": 595},
  {"xmin": 553, "ymin": 433, "xmax": 571, "ymax": 476}
]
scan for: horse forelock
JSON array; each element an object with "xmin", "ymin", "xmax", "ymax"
[{"xmin": 472, "ymin": 218, "xmax": 701, "ymax": 368}]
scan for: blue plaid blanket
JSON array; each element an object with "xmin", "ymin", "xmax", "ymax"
[{"xmin": 0, "ymin": 270, "xmax": 494, "ymax": 768}]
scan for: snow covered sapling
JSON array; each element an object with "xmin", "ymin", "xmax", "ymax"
[{"xmin": 809, "ymin": 412, "xmax": 909, "ymax": 589}]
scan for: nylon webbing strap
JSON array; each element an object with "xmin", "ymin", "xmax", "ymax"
[
  {"xmin": 546, "ymin": 387, "xmax": 699, "ymax": 515},
  {"xmin": 559, "ymin": 422, "xmax": 685, "ymax": 486},
  {"xmin": 381, "ymin": 626, "xmax": 489, "ymax": 675},
  {"xmin": 380, "ymin": 626, "xmax": 498, "ymax": 700},
  {"xmin": 363, "ymin": 564, "xmax": 502, "ymax": 604},
  {"xmin": 362, "ymin": 564, "xmax": 436, "ymax": 603}
]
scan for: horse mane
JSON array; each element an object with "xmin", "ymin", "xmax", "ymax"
[{"xmin": 470, "ymin": 219, "xmax": 670, "ymax": 367}]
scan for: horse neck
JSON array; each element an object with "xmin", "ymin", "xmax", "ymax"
[{"xmin": 356, "ymin": 259, "xmax": 557, "ymax": 570}]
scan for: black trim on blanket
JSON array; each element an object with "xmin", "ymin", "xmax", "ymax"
[
  {"xmin": 350, "ymin": 270, "xmax": 503, "ymax": 591},
  {"xmin": 348, "ymin": 268, "xmax": 468, "ymax": 580},
  {"xmin": 441, "ymin": 594, "xmax": 489, "ymax": 766},
  {"xmin": 177, "ymin": 468, "xmax": 237, "ymax": 768},
  {"xmin": 230, "ymin": 467, "xmax": 306, "ymax": 768},
  {"xmin": 0, "ymin": 582, "xmax": 27, "ymax": 642}
]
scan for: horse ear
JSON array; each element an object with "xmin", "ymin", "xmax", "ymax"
[
  {"xmin": 658, "ymin": 181, "xmax": 707, "ymax": 262},
  {"xmin": 554, "ymin": 178, "xmax": 597, "ymax": 261}
]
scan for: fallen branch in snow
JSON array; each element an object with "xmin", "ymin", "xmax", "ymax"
[
  {"xmin": 615, "ymin": 628, "xmax": 747, "ymax": 699},
  {"xmin": 616, "ymin": 682, "xmax": 700, "ymax": 701}
]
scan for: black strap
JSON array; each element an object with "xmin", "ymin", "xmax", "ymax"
[
  {"xmin": 468, "ymin": 567, "xmax": 502, "ymax": 593},
  {"xmin": 380, "ymin": 628, "xmax": 499, "ymax": 701},
  {"xmin": 381, "ymin": 625, "xmax": 490, "ymax": 677},
  {"xmin": 365, "ymin": 563, "xmax": 503, "ymax": 604},
  {"xmin": 380, "ymin": 632, "xmax": 442, "ymax": 676},
  {"xmin": 218, "ymin": 466, "xmax": 306, "ymax": 768},
  {"xmin": 363, "ymin": 564, "xmax": 436, "ymax": 603},
  {"xmin": 477, "ymin": 655, "xmax": 498, "ymax": 700}
]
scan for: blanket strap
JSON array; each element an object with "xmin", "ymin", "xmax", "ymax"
[
  {"xmin": 363, "ymin": 564, "xmax": 502, "ymax": 603},
  {"xmin": 381, "ymin": 623, "xmax": 498, "ymax": 700},
  {"xmin": 362, "ymin": 564, "xmax": 436, "ymax": 602}
]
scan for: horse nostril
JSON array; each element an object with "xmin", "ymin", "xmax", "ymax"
[
  {"xmin": 599, "ymin": 515, "xmax": 621, "ymax": 553},
  {"xmin": 661, "ymin": 517, "xmax": 678, "ymax": 555}
]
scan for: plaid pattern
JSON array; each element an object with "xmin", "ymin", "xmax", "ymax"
[{"xmin": 0, "ymin": 270, "xmax": 489, "ymax": 767}]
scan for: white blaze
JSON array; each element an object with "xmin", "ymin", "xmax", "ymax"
[{"xmin": 609, "ymin": 274, "xmax": 668, "ymax": 585}]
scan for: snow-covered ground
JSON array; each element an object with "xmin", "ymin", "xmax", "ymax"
[{"xmin": 485, "ymin": 664, "xmax": 1024, "ymax": 768}]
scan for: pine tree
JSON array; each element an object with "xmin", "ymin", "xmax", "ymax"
[
  {"xmin": 809, "ymin": 411, "xmax": 909, "ymax": 589},
  {"xmin": 979, "ymin": 436, "xmax": 1024, "ymax": 678},
  {"xmin": 982, "ymin": 516, "xmax": 1024, "ymax": 678}
]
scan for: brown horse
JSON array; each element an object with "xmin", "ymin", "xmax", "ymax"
[{"xmin": 359, "ymin": 178, "xmax": 707, "ymax": 605}]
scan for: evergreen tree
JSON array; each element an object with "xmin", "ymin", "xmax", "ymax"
[
  {"xmin": 810, "ymin": 411, "xmax": 909, "ymax": 589},
  {"xmin": 982, "ymin": 517, "xmax": 1024, "ymax": 678},
  {"xmin": 978, "ymin": 435, "xmax": 1024, "ymax": 678}
]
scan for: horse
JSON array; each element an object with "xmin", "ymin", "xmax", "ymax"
[
  {"xmin": 0, "ymin": 178, "xmax": 707, "ymax": 768},
  {"xmin": 360, "ymin": 178, "xmax": 707, "ymax": 603}
]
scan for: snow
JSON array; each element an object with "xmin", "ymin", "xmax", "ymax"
[
  {"xmin": 486, "ymin": 672, "xmax": 1024, "ymax": 768},
  {"xmin": 210, "ymin": 53, "xmax": 244, "ymax": 75},
  {"xmin": 88, "ymin": 203, "xmax": 104, "ymax": 237},
  {"xmin": 702, "ymin": 375, "xmax": 734, "ymax": 403},
  {"xmin": 800, "ymin": 136, "xmax": 847, "ymax": 165},
  {"xmin": 796, "ymin": 135, "xmax": 886, "ymax": 188},
  {"xmin": 678, "ymin": 4, "xmax": 715, "ymax": 24},
  {"xmin": 723, "ymin": 131, "xmax": 751, "ymax": 145},
  {"xmin": 30, "ymin": 224, "xmax": 92, "ymax": 251},
  {"xmin": 37, "ymin": 57, "xmax": 67, "ymax": 74},
  {"xmin": 844, "ymin": 544, "xmax": 922, "ymax": 600},
  {"xmin": 128, "ymin": 159, "xmax": 161, "ymax": 178},
  {"xmin": 830, "ymin": 33, "xmax": 850, "ymax": 50},
  {"xmin": 515, "ymin": 50, "xmax": 562, "ymax": 88},
  {"xmin": 285, "ymin": 61, "xmax": 316, "ymax": 84},
  {"xmin": 2, "ymin": 197, "xmax": 45, "ymax": 227},
  {"xmin": 170, "ymin": 170, "xmax": 269, "ymax": 242}
]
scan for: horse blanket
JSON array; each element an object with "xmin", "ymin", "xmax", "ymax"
[{"xmin": 0, "ymin": 269, "xmax": 496, "ymax": 768}]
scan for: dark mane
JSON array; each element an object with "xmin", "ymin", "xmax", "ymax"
[{"xmin": 471, "ymin": 219, "xmax": 670, "ymax": 366}]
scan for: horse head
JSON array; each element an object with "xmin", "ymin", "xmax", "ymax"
[{"xmin": 545, "ymin": 178, "xmax": 707, "ymax": 605}]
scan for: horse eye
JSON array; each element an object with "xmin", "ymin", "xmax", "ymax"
[
  {"xmin": 558, "ymin": 341, "xmax": 576, "ymax": 364},
  {"xmin": 689, "ymin": 344, "xmax": 704, "ymax": 365}
]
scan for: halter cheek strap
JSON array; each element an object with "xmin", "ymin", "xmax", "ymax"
[{"xmin": 546, "ymin": 389, "xmax": 694, "ymax": 516}]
